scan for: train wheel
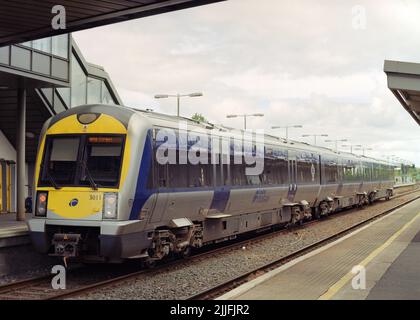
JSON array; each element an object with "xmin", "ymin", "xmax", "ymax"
[
  {"xmin": 181, "ymin": 246, "xmax": 192, "ymax": 258},
  {"xmin": 313, "ymin": 208, "xmax": 321, "ymax": 220},
  {"xmin": 141, "ymin": 258, "xmax": 157, "ymax": 269}
]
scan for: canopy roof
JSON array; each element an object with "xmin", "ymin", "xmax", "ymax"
[
  {"xmin": 0, "ymin": 0, "xmax": 224, "ymax": 46},
  {"xmin": 384, "ymin": 60, "xmax": 420, "ymax": 125}
]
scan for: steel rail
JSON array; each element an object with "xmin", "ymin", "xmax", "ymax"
[{"xmin": 0, "ymin": 187, "xmax": 418, "ymax": 300}]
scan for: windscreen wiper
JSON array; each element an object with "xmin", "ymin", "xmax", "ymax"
[
  {"xmin": 80, "ymin": 161, "xmax": 98, "ymax": 190},
  {"xmin": 41, "ymin": 164, "xmax": 61, "ymax": 190}
]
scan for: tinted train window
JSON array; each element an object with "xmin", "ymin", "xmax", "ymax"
[
  {"xmin": 246, "ymin": 175, "xmax": 261, "ymax": 186},
  {"xmin": 261, "ymin": 157, "xmax": 288, "ymax": 185},
  {"xmin": 41, "ymin": 137, "xmax": 80, "ymax": 185},
  {"xmin": 296, "ymin": 152, "xmax": 319, "ymax": 184},
  {"xmin": 363, "ymin": 163, "xmax": 372, "ymax": 181},
  {"xmin": 323, "ymin": 156, "xmax": 339, "ymax": 184},
  {"xmin": 81, "ymin": 136, "xmax": 123, "ymax": 187},
  {"xmin": 231, "ymin": 159, "xmax": 246, "ymax": 186}
]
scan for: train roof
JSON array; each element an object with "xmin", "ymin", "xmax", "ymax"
[
  {"xmin": 52, "ymin": 104, "xmax": 392, "ymax": 167},
  {"xmin": 128, "ymin": 106, "xmax": 392, "ymax": 166}
]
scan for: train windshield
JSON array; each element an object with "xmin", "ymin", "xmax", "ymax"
[
  {"xmin": 39, "ymin": 135, "xmax": 124, "ymax": 188},
  {"xmin": 80, "ymin": 136, "xmax": 124, "ymax": 188}
]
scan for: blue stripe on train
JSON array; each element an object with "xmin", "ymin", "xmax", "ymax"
[
  {"xmin": 129, "ymin": 130, "xmax": 154, "ymax": 220},
  {"xmin": 209, "ymin": 187, "xmax": 230, "ymax": 213}
]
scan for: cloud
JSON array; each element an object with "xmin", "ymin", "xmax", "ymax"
[{"xmin": 73, "ymin": 0, "xmax": 420, "ymax": 165}]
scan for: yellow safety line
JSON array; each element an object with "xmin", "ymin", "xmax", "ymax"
[{"xmin": 319, "ymin": 211, "xmax": 420, "ymax": 300}]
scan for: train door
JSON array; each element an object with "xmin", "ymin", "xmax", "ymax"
[
  {"xmin": 149, "ymin": 160, "xmax": 169, "ymax": 223},
  {"xmin": 287, "ymin": 152, "xmax": 297, "ymax": 202}
]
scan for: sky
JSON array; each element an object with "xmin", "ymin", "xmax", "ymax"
[{"xmin": 73, "ymin": 0, "xmax": 420, "ymax": 166}]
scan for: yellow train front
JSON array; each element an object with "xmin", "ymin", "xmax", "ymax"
[{"xmin": 28, "ymin": 104, "xmax": 153, "ymax": 263}]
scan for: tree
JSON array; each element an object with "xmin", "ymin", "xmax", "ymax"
[{"xmin": 191, "ymin": 113, "xmax": 207, "ymax": 123}]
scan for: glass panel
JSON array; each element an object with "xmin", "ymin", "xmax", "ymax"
[
  {"xmin": 87, "ymin": 77, "xmax": 102, "ymax": 104},
  {"xmin": 57, "ymin": 88, "xmax": 70, "ymax": 107},
  {"xmin": 32, "ymin": 37, "xmax": 51, "ymax": 54},
  {"xmin": 71, "ymin": 54, "xmax": 87, "ymax": 107},
  {"xmin": 32, "ymin": 52, "xmax": 51, "ymax": 75},
  {"xmin": 52, "ymin": 34, "xmax": 68, "ymax": 59},
  {"xmin": 101, "ymin": 82, "xmax": 115, "ymax": 105},
  {"xmin": 20, "ymin": 41, "xmax": 32, "ymax": 48},
  {"xmin": 41, "ymin": 88, "xmax": 53, "ymax": 105},
  {"xmin": 41, "ymin": 137, "xmax": 80, "ymax": 186},
  {"xmin": 51, "ymin": 58, "xmax": 69, "ymax": 80},
  {"xmin": 10, "ymin": 46, "xmax": 30, "ymax": 69},
  {"xmin": 54, "ymin": 91, "xmax": 67, "ymax": 114},
  {"xmin": 0, "ymin": 46, "xmax": 9, "ymax": 65},
  {"xmin": 81, "ymin": 136, "xmax": 124, "ymax": 187}
]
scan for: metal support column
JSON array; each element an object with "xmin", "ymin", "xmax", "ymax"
[{"xmin": 16, "ymin": 87, "xmax": 26, "ymax": 221}]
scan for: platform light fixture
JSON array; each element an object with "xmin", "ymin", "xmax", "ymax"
[
  {"xmin": 325, "ymin": 139, "xmax": 348, "ymax": 152},
  {"xmin": 342, "ymin": 144, "xmax": 362, "ymax": 154},
  {"xmin": 154, "ymin": 92, "xmax": 203, "ymax": 117},
  {"xmin": 354, "ymin": 146, "xmax": 373, "ymax": 156},
  {"xmin": 226, "ymin": 113, "xmax": 264, "ymax": 130},
  {"xmin": 272, "ymin": 125, "xmax": 303, "ymax": 143},
  {"xmin": 301, "ymin": 134, "xmax": 328, "ymax": 145}
]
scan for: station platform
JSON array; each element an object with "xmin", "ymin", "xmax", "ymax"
[
  {"xmin": 220, "ymin": 198, "xmax": 420, "ymax": 300},
  {"xmin": 0, "ymin": 213, "xmax": 29, "ymax": 248}
]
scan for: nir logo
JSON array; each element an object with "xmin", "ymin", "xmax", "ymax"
[{"xmin": 69, "ymin": 199, "xmax": 79, "ymax": 207}]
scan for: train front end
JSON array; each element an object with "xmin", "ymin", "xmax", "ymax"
[{"xmin": 28, "ymin": 105, "xmax": 148, "ymax": 262}]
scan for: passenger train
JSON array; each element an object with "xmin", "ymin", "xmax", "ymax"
[{"xmin": 28, "ymin": 104, "xmax": 394, "ymax": 263}]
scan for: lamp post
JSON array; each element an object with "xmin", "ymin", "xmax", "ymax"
[
  {"xmin": 325, "ymin": 138, "xmax": 348, "ymax": 152},
  {"xmin": 301, "ymin": 134, "xmax": 328, "ymax": 145},
  {"xmin": 226, "ymin": 113, "xmax": 264, "ymax": 130},
  {"xmin": 154, "ymin": 92, "xmax": 203, "ymax": 117},
  {"xmin": 272, "ymin": 125, "xmax": 303, "ymax": 143},
  {"xmin": 342, "ymin": 144, "xmax": 362, "ymax": 154},
  {"xmin": 354, "ymin": 146, "xmax": 373, "ymax": 156}
]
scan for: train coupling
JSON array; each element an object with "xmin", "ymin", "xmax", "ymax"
[{"xmin": 51, "ymin": 233, "xmax": 82, "ymax": 257}]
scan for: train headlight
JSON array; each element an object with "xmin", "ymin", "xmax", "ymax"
[
  {"xmin": 35, "ymin": 192, "xmax": 48, "ymax": 217},
  {"xmin": 103, "ymin": 193, "xmax": 118, "ymax": 219}
]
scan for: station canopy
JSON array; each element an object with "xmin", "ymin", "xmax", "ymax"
[
  {"xmin": 0, "ymin": 0, "xmax": 224, "ymax": 47},
  {"xmin": 384, "ymin": 60, "xmax": 420, "ymax": 125}
]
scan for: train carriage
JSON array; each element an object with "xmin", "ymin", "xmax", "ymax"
[{"xmin": 28, "ymin": 104, "xmax": 394, "ymax": 263}]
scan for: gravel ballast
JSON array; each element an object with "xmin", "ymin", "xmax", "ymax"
[{"xmin": 73, "ymin": 190, "xmax": 420, "ymax": 300}]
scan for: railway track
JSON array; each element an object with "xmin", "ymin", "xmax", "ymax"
[
  {"xmin": 0, "ymin": 187, "xmax": 419, "ymax": 300},
  {"xmin": 187, "ymin": 191, "xmax": 420, "ymax": 300}
]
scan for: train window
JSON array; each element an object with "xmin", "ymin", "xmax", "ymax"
[
  {"xmin": 81, "ymin": 136, "xmax": 123, "ymax": 187},
  {"xmin": 188, "ymin": 165, "xmax": 204, "ymax": 187},
  {"xmin": 323, "ymin": 157, "xmax": 338, "ymax": 184},
  {"xmin": 343, "ymin": 160, "xmax": 356, "ymax": 182},
  {"xmin": 246, "ymin": 175, "xmax": 261, "ymax": 186},
  {"xmin": 259, "ymin": 146, "xmax": 288, "ymax": 186},
  {"xmin": 261, "ymin": 158, "xmax": 278, "ymax": 185},
  {"xmin": 168, "ymin": 163, "xmax": 189, "ymax": 188},
  {"xmin": 40, "ymin": 137, "xmax": 80, "ymax": 186},
  {"xmin": 156, "ymin": 163, "xmax": 168, "ymax": 188},
  {"xmin": 363, "ymin": 163, "xmax": 372, "ymax": 181},
  {"xmin": 231, "ymin": 158, "xmax": 246, "ymax": 186},
  {"xmin": 222, "ymin": 163, "xmax": 231, "ymax": 186},
  {"xmin": 296, "ymin": 152, "xmax": 319, "ymax": 185}
]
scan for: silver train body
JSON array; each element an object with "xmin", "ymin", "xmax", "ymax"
[{"xmin": 28, "ymin": 105, "xmax": 394, "ymax": 262}]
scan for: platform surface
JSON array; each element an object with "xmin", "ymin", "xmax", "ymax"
[
  {"xmin": 0, "ymin": 214, "xmax": 29, "ymax": 248},
  {"xmin": 220, "ymin": 198, "xmax": 420, "ymax": 300}
]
